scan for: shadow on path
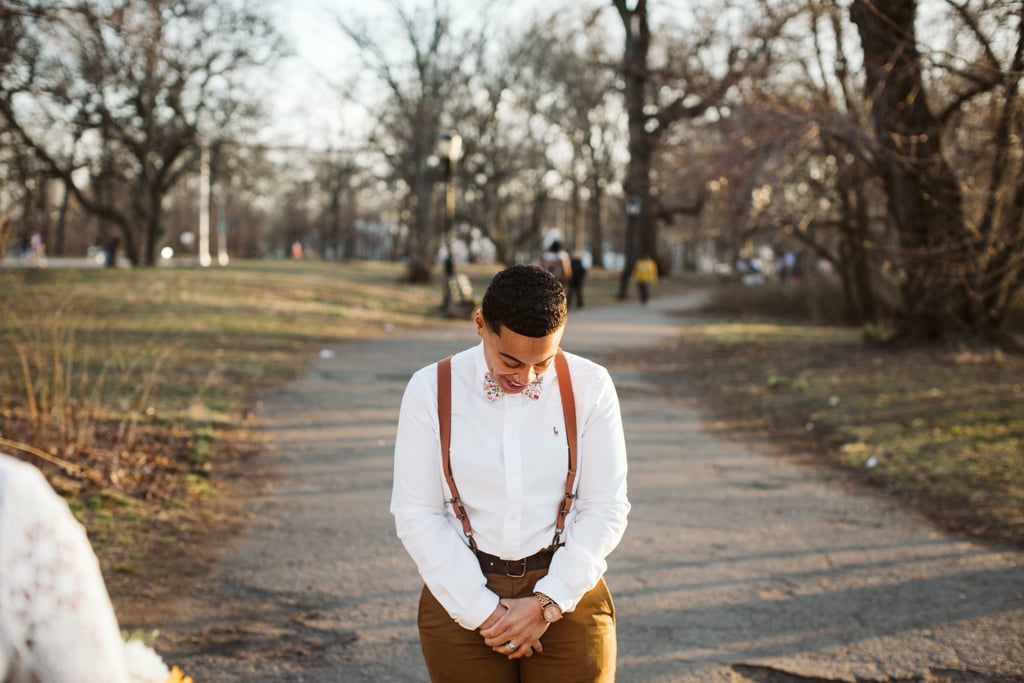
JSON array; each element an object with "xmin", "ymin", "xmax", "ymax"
[{"xmin": 157, "ymin": 293, "xmax": 1024, "ymax": 683}]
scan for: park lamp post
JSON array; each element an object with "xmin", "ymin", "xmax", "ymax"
[
  {"xmin": 618, "ymin": 195, "xmax": 643, "ymax": 300},
  {"xmin": 198, "ymin": 146, "xmax": 212, "ymax": 267},
  {"xmin": 625, "ymin": 194, "xmax": 642, "ymax": 256},
  {"xmin": 438, "ymin": 131, "xmax": 462, "ymax": 312}
]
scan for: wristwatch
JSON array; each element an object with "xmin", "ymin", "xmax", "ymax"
[{"xmin": 534, "ymin": 592, "xmax": 563, "ymax": 623}]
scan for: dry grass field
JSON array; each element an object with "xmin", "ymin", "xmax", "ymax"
[
  {"xmin": 642, "ymin": 281, "xmax": 1024, "ymax": 549},
  {"xmin": 2, "ymin": 261, "xmax": 1020, "ymax": 620}
]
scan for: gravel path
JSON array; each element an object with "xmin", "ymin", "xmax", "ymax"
[{"xmin": 159, "ymin": 294, "xmax": 1024, "ymax": 682}]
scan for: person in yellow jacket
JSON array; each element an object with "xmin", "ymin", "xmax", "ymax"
[{"xmin": 632, "ymin": 255, "xmax": 657, "ymax": 305}]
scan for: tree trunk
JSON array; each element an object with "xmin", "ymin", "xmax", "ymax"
[
  {"xmin": 36, "ymin": 177, "xmax": 51, "ymax": 256},
  {"xmin": 971, "ymin": 4, "xmax": 1024, "ymax": 339},
  {"xmin": 529, "ymin": 189, "xmax": 548, "ymax": 251},
  {"xmin": 589, "ymin": 176, "xmax": 605, "ymax": 269},
  {"xmin": 406, "ymin": 159, "xmax": 435, "ymax": 284},
  {"xmin": 570, "ymin": 178, "xmax": 583, "ymax": 252},
  {"xmin": 844, "ymin": 182, "xmax": 878, "ymax": 325},
  {"xmin": 851, "ymin": 0, "xmax": 970, "ymax": 343},
  {"xmin": 54, "ymin": 179, "xmax": 71, "ymax": 257},
  {"xmin": 343, "ymin": 186, "xmax": 358, "ymax": 261},
  {"xmin": 118, "ymin": 216, "xmax": 138, "ymax": 266},
  {"xmin": 615, "ymin": 0, "xmax": 655, "ymax": 298},
  {"xmin": 142, "ymin": 186, "xmax": 162, "ymax": 266}
]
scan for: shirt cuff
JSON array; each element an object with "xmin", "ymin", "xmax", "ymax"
[
  {"xmin": 458, "ymin": 588, "xmax": 502, "ymax": 630},
  {"xmin": 531, "ymin": 576, "xmax": 574, "ymax": 614}
]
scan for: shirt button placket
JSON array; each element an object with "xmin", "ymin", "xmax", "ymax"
[{"xmin": 502, "ymin": 395, "xmax": 524, "ymax": 555}]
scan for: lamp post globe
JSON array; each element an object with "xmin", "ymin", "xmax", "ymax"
[{"xmin": 625, "ymin": 195, "xmax": 642, "ymax": 217}]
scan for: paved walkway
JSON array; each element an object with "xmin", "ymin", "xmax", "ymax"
[{"xmin": 164, "ymin": 294, "xmax": 1024, "ymax": 682}]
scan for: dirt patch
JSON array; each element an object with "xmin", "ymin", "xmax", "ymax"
[
  {"xmin": 175, "ymin": 584, "xmax": 360, "ymax": 668},
  {"xmin": 0, "ymin": 405, "xmax": 285, "ymax": 667},
  {"xmin": 91, "ymin": 425, "xmax": 277, "ymax": 632},
  {"xmin": 604, "ymin": 321, "xmax": 1024, "ymax": 551}
]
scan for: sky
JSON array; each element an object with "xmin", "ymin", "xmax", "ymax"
[
  {"xmin": 263, "ymin": 0, "xmax": 363, "ymax": 148},
  {"xmin": 262, "ymin": 0, "xmax": 576, "ymax": 150}
]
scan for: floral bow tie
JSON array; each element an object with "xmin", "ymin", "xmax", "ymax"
[{"xmin": 483, "ymin": 372, "xmax": 544, "ymax": 401}]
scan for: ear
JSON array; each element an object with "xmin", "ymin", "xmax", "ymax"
[{"xmin": 474, "ymin": 309, "xmax": 486, "ymax": 336}]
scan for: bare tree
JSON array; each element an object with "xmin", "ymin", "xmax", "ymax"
[
  {"xmin": 610, "ymin": 0, "xmax": 784, "ymax": 296},
  {"xmin": 338, "ymin": 0, "xmax": 488, "ymax": 283},
  {"xmin": 698, "ymin": 1, "xmax": 887, "ymax": 324},
  {"xmin": 445, "ymin": 61, "xmax": 519, "ymax": 264},
  {"xmin": 0, "ymin": 0, "xmax": 281, "ymax": 265},
  {"xmin": 851, "ymin": 0, "xmax": 1024, "ymax": 346},
  {"xmin": 521, "ymin": 10, "xmax": 623, "ymax": 269},
  {"xmin": 445, "ymin": 62, "xmax": 547, "ymax": 265}
]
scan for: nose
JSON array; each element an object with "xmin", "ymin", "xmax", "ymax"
[{"xmin": 513, "ymin": 367, "xmax": 536, "ymax": 386}]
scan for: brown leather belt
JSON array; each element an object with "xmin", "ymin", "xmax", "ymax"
[{"xmin": 477, "ymin": 548, "xmax": 554, "ymax": 577}]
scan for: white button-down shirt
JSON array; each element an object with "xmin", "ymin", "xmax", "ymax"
[{"xmin": 391, "ymin": 342, "xmax": 630, "ymax": 630}]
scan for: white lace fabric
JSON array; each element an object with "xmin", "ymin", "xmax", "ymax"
[{"xmin": 0, "ymin": 454, "xmax": 130, "ymax": 683}]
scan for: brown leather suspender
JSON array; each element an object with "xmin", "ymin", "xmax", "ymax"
[
  {"xmin": 437, "ymin": 354, "xmax": 475, "ymax": 550},
  {"xmin": 437, "ymin": 348, "xmax": 578, "ymax": 553},
  {"xmin": 551, "ymin": 349, "xmax": 578, "ymax": 548}
]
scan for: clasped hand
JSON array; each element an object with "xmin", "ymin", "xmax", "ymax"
[{"xmin": 478, "ymin": 597, "xmax": 549, "ymax": 659}]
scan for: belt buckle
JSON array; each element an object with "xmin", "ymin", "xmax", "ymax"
[{"xmin": 505, "ymin": 558, "xmax": 527, "ymax": 578}]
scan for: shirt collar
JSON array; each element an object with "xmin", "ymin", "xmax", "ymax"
[
  {"xmin": 474, "ymin": 341, "xmax": 547, "ymax": 402},
  {"xmin": 482, "ymin": 371, "xmax": 544, "ymax": 401}
]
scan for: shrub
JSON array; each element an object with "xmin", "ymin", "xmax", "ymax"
[{"xmin": 703, "ymin": 277, "xmax": 855, "ymax": 326}]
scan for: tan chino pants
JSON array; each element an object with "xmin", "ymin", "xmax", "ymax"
[{"xmin": 418, "ymin": 568, "xmax": 616, "ymax": 683}]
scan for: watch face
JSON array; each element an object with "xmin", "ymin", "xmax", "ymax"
[{"xmin": 543, "ymin": 603, "xmax": 562, "ymax": 622}]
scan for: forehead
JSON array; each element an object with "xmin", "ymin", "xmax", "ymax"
[{"xmin": 488, "ymin": 325, "xmax": 563, "ymax": 363}]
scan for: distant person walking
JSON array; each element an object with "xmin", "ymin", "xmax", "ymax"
[
  {"xmin": 784, "ymin": 250, "xmax": 802, "ymax": 284},
  {"xmin": 18, "ymin": 233, "xmax": 31, "ymax": 262},
  {"xmin": 632, "ymin": 255, "xmax": 657, "ymax": 305},
  {"xmin": 28, "ymin": 232, "xmax": 46, "ymax": 267},
  {"xmin": 539, "ymin": 241, "xmax": 572, "ymax": 291},
  {"xmin": 105, "ymin": 236, "xmax": 120, "ymax": 268},
  {"xmin": 567, "ymin": 251, "xmax": 587, "ymax": 309}
]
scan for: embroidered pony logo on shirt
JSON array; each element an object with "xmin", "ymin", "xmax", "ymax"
[{"xmin": 483, "ymin": 372, "xmax": 544, "ymax": 401}]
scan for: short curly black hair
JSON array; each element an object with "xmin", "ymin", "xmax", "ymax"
[{"xmin": 481, "ymin": 264, "xmax": 567, "ymax": 338}]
